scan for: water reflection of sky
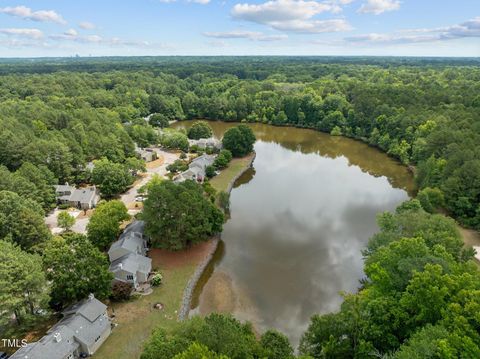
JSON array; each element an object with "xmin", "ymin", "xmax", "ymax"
[{"xmin": 204, "ymin": 140, "xmax": 409, "ymax": 347}]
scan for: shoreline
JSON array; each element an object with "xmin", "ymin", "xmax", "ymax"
[{"xmin": 177, "ymin": 151, "xmax": 256, "ymax": 320}]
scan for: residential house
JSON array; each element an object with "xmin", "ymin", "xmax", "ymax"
[
  {"xmin": 188, "ymin": 137, "xmax": 222, "ymax": 150},
  {"xmin": 54, "ymin": 184, "xmax": 100, "ymax": 210},
  {"xmin": 107, "ymin": 220, "xmax": 152, "ymax": 289},
  {"xmin": 10, "ymin": 294, "xmax": 111, "ymax": 359},
  {"xmin": 109, "ymin": 253, "xmax": 152, "ymax": 289},
  {"xmin": 175, "ymin": 154, "xmax": 216, "ymax": 183},
  {"xmin": 135, "ymin": 145, "xmax": 157, "ymax": 162},
  {"xmin": 108, "ymin": 231, "xmax": 147, "ymax": 262},
  {"xmin": 54, "ymin": 184, "xmax": 75, "ymax": 204}
]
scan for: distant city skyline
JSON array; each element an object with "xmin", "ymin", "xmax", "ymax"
[{"xmin": 0, "ymin": 0, "xmax": 479, "ymax": 57}]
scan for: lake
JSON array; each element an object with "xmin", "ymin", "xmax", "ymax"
[{"xmin": 173, "ymin": 121, "xmax": 415, "ymax": 346}]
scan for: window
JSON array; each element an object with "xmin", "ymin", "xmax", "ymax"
[{"xmin": 126, "ymin": 275, "xmax": 134, "ymax": 280}]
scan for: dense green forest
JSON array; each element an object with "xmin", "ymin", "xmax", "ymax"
[
  {"xmin": 1, "ymin": 57, "xmax": 480, "ymax": 357},
  {"xmin": 1, "ymin": 57, "xmax": 479, "ymax": 227}
]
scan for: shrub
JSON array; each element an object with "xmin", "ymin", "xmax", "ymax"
[
  {"xmin": 205, "ymin": 165, "xmax": 216, "ymax": 178},
  {"xmin": 151, "ymin": 273, "xmax": 163, "ymax": 287},
  {"xmin": 111, "ymin": 281, "xmax": 133, "ymax": 301}
]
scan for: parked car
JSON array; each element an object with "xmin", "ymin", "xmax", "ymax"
[{"xmin": 135, "ymin": 196, "xmax": 145, "ymax": 202}]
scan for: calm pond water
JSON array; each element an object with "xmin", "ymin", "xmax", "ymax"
[{"xmin": 173, "ymin": 121, "xmax": 415, "ymax": 346}]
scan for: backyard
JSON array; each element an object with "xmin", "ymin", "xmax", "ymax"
[
  {"xmin": 93, "ymin": 241, "xmax": 216, "ymax": 359},
  {"xmin": 209, "ymin": 153, "xmax": 255, "ymax": 192}
]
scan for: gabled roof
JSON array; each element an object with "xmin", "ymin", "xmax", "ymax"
[
  {"xmin": 109, "ymin": 252, "xmax": 152, "ymax": 275},
  {"xmin": 10, "ymin": 295, "xmax": 108, "ymax": 359},
  {"xmin": 123, "ymin": 220, "xmax": 145, "ymax": 235},
  {"xmin": 190, "ymin": 154, "xmax": 215, "ymax": 170},
  {"xmin": 69, "ymin": 187, "xmax": 97, "ymax": 204},
  {"xmin": 60, "ymin": 311, "xmax": 110, "ymax": 347},
  {"xmin": 54, "ymin": 184, "xmax": 75, "ymax": 193},
  {"xmin": 10, "ymin": 325, "xmax": 79, "ymax": 359},
  {"xmin": 108, "ymin": 232, "xmax": 144, "ymax": 255},
  {"xmin": 62, "ymin": 295, "xmax": 107, "ymax": 323}
]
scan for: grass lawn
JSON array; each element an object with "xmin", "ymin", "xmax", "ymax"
[
  {"xmin": 209, "ymin": 154, "xmax": 254, "ymax": 193},
  {"xmin": 93, "ymin": 240, "xmax": 215, "ymax": 359}
]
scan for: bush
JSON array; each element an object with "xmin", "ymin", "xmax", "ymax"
[
  {"xmin": 205, "ymin": 165, "xmax": 216, "ymax": 178},
  {"xmin": 111, "ymin": 281, "xmax": 133, "ymax": 301},
  {"xmin": 151, "ymin": 273, "xmax": 163, "ymax": 287},
  {"xmin": 213, "ymin": 149, "xmax": 232, "ymax": 169}
]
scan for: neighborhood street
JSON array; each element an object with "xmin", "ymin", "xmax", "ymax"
[{"xmin": 45, "ymin": 149, "xmax": 179, "ymax": 234}]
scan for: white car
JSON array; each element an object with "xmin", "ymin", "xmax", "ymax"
[{"xmin": 135, "ymin": 196, "xmax": 145, "ymax": 202}]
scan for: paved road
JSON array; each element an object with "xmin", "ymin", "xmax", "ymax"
[{"xmin": 120, "ymin": 149, "xmax": 179, "ymax": 208}]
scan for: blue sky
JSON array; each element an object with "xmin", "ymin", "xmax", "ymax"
[{"xmin": 0, "ymin": 0, "xmax": 479, "ymax": 57}]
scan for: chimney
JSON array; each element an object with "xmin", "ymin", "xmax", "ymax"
[
  {"xmin": 88, "ymin": 293, "xmax": 95, "ymax": 301},
  {"xmin": 54, "ymin": 332, "xmax": 62, "ymax": 343}
]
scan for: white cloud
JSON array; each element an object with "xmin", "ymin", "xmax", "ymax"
[
  {"xmin": 358, "ymin": 0, "xmax": 400, "ymax": 15},
  {"xmin": 64, "ymin": 29, "xmax": 78, "ymax": 37},
  {"xmin": 78, "ymin": 21, "xmax": 96, "ymax": 30},
  {"xmin": 203, "ymin": 30, "xmax": 288, "ymax": 41},
  {"xmin": 345, "ymin": 17, "xmax": 480, "ymax": 44},
  {"xmin": 231, "ymin": 0, "xmax": 352, "ymax": 33},
  {"xmin": 0, "ymin": 5, "xmax": 66, "ymax": 24},
  {"xmin": 0, "ymin": 28, "xmax": 43, "ymax": 39}
]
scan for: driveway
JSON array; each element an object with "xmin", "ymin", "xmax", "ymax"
[
  {"xmin": 45, "ymin": 208, "xmax": 85, "ymax": 234},
  {"xmin": 120, "ymin": 149, "xmax": 179, "ymax": 209}
]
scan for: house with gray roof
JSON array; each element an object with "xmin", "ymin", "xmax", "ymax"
[
  {"xmin": 108, "ymin": 221, "xmax": 148, "ymax": 262},
  {"xmin": 135, "ymin": 145, "xmax": 157, "ymax": 163},
  {"xmin": 175, "ymin": 154, "xmax": 216, "ymax": 183},
  {"xmin": 188, "ymin": 137, "xmax": 222, "ymax": 150},
  {"xmin": 10, "ymin": 294, "xmax": 111, "ymax": 359},
  {"xmin": 107, "ymin": 220, "xmax": 151, "ymax": 289},
  {"xmin": 54, "ymin": 184, "xmax": 76, "ymax": 204},
  {"xmin": 54, "ymin": 184, "xmax": 99, "ymax": 210},
  {"xmin": 109, "ymin": 253, "xmax": 152, "ymax": 289}
]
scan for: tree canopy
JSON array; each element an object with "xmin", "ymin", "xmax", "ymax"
[
  {"xmin": 0, "ymin": 240, "xmax": 49, "ymax": 326},
  {"xmin": 222, "ymin": 125, "xmax": 256, "ymax": 157},
  {"xmin": 92, "ymin": 158, "xmax": 134, "ymax": 198},
  {"xmin": 187, "ymin": 121, "xmax": 213, "ymax": 140},
  {"xmin": 300, "ymin": 201, "xmax": 480, "ymax": 358},
  {"xmin": 142, "ymin": 180, "xmax": 224, "ymax": 250},
  {"xmin": 0, "ymin": 190, "xmax": 51, "ymax": 250},
  {"xmin": 87, "ymin": 200, "xmax": 130, "ymax": 250},
  {"xmin": 42, "ymin": 234, "xmax": 113, "ymax": 308}
]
